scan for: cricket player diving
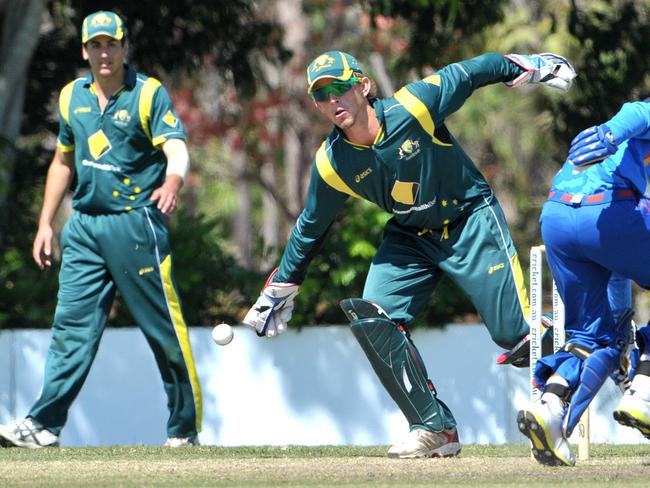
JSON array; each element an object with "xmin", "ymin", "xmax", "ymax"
[
  {"xmin": 518, "ymin": 100, "xmax": 650, "ymax": 466},
  {"xmin": 0, "ymin": 11, "xmax": 202, "ymax": 448},
  {"xmin": 243, "ymin": 49, "xmax": 576, "ymax": 458}
]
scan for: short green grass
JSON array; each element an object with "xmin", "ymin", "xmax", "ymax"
[{"xmin": 1, "ymin": 444, "xmax": 650, "ymax": 487}]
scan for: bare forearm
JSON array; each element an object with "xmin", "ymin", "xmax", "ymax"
[{"xmin": 39, "ymin": 150, "xmax": 74, "ymax": 226}]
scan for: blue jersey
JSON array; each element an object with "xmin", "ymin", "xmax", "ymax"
[{"xmin": 551, "ymin": 101, "xmax": 650, "ymax": 197}]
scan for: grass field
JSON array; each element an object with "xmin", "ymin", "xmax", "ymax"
[{"xmin": 1, "ymin": 444, "xmax": 650, "ymax": 487}]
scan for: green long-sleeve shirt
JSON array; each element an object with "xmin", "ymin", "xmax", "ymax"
[{"xmin": 277, "ymin": 52, "xmax": 523, "ymax": 284}]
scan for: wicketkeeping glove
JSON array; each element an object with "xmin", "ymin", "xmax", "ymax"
[
  {"xmin": 243, "ymin": 268, "xmax": 299, "ymax": 338},
  {"xmin": 504, "ymin": 53, "xmax": 576, "ymax": 92},
  {"xmin": 567, "ymin": 124, "xmax": 618, "ymax": 166}
]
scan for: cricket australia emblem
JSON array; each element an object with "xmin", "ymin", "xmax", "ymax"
[
  {"xmin": 398, "ymin": 139, "xmax": 421, "ymax": 160},
  {"xmin": 311, "ymin": 54, "xmax": 336, "ymax": 73},
  {"xmin": 112, "ymin": 109, "xmax": 132, "ymax": 126},
  {"xmin": 91, "ymin": 13, "xmax": 113, "ymax": 27}
]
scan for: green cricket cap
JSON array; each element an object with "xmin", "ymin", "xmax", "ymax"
[
  {"xmin": 306, "ymin": 51, "xmax": 363, "ymax": 93},
  {"xmin": 81, "ymin": 11, "xmax": 125, "ymax": 44}
]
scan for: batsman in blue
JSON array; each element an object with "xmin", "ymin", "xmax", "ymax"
[{"xmin": 518, "ymin": 100, "xmax": 650, "ymax": 466}]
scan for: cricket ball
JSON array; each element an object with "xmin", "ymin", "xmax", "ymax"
[{"xmin": 211, "ymin": 322, "xmax": 234, "ymax": 346}]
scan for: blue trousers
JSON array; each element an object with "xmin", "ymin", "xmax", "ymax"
[{"xmin": 535, "ymin": 198, "xmax": 650, "ymax": 387}]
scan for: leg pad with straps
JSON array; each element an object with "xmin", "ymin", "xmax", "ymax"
[{"xmin": 340, "ymin": 298, "xmax": 456, "ymax": 431}]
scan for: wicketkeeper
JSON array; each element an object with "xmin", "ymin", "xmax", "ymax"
[
  {"xmin": 243, "ymin": 49, "xmax": 575, "ymax": 458},
  {"xmin": 518, "ymin": 100, "xmax": 650, "ymax": 466}
]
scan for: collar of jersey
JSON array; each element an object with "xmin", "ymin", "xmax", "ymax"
[
  {"xmin": 83, "ymin": 63, "xmax": 137, "ymax": 92},
  {"xmin": 339, "ymin": 123, "xmax": 385, "ymax": 149}
]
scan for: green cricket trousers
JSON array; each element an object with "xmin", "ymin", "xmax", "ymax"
[
  {"xmin": 360, "ymin": 198, "xmax": 530, "ymax": 431},
  {"xmin": 29, "ymin": 207, "xmax": 202, "ymax": 438},
  {"xmin": 364, "ymin": 197, "xmax": 530, "ymax": 348}
]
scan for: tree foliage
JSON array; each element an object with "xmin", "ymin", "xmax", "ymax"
[
  {"xmin": 557, "ymin": 1, "xmax": 650, "ymax": 139},
  {"xmin": 2, "ymin": 0, "xmax": 650, "ymax": 328},
  {"xmin": 366, "ymin": 0, "xmax": 507, "ymax": 69}
]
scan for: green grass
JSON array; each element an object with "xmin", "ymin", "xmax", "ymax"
[{"xmin": 1, "ymin": 444, "xmax": 650, "ymax": 487}]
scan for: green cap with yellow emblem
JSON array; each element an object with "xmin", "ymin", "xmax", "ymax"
[
  {"xmin": 306, "ymin": 51, "xmax": 363, "ymax": 93},
  {"xmin": 81, "ymin": 11, "xmax": 125, "ymax": 44}
]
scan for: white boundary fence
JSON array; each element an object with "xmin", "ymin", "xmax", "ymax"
[{"xmin": 0, "ymin": 325, "xmax": 644, "ymax": 447}]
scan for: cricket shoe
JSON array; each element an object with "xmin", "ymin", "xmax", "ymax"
[
  {"xmin": 163, "ymin": 434, "xmax": 200, "ymax": 447},
  {"xmin": 517, "ymin": 401, "xmax": 575, "ymax": 466},
  {"xmin": 0, "ymin": 417, "xmax": 59, "ymax": 448},
  {"xmin": 496, "ymin": 314, "xmax": 555, "ymax": 368},
  {"xmin": 613, "ymin": 388, "xmax": 650, "ymax": 440},
  {"xmin": 387, "ymin": 427, "xmax": 461, "ymax": 459}
]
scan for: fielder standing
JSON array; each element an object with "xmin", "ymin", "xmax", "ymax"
[
  {"xmin": 243, "ymin": 50, "xmax": 575, "ymax": 457},
  {"xmin": 518, "ymin": 100, "xmax": 650, "ymax": 466},
  {"xmin": 0, "ymin": 11, "xmax": 202, "ymax": 448}
]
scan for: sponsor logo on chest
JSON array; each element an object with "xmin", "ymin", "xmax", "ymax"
[{"xmin": 355, "ymin": 167, "xmax": 373, "ymax": 183}]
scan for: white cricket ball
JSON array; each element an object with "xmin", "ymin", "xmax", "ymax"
[{"xmin": 211, "ymin": 323, "xmax": 234, "ymax": 346}]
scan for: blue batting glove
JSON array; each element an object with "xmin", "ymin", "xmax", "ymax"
[{"xmin": 567, "ymin": 123, "xmax": 618, "ymax": 166}]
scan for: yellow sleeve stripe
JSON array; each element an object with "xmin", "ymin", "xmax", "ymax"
[
  {"xmin": 423, "ymin": 74, "xmax": 441, "ymax": 86},
  {"xmin": 315, "ymin": 141, "xmax": 362, "ymax": 199},
  {"xmin": 160, "ymin": 255, "xmax": 203, "ymax": 432},
  {"xmin": 151, "ymin": 135, "xmax": 167, "ymax": 147},
  {"xmin": 56, "ymin": 141, "xmax": 75, "ymax": 152},
  {"xmin": 59, "ymin": 81, "xmax": 76, "ymax": 126},
  {"xmin": 394, "ymin": 87, "xmax": 452, "ymax": 147},
  {"xmin": 139, "ymin": 77, "xmax": 162, "ymax": 140}
]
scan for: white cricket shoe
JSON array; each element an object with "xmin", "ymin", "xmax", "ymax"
[
  {"xmin": 517, "ymin": 399, "xmax": 575, "ymax": 466},
  {"xmin": 387, "ymin": 427, "xmax": 461, "ymax": 458},
  {"xmin": 163, "ymin": 434, "xmax": 200, "ymax": 447},
  {"xmin": 613, "ymin": 388, "xmax": 650, "ymax": 439},
  {"xmin": 0, "ymin": 418, "xmax": 59, "ymax": 448}
]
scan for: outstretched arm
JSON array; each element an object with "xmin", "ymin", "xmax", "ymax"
[
  {"xmin": 243, "ymin": 161, "xmax": 349, "ymax": 338},
  {"xmin": 400, "ymin": 52, "xmax": 575, "ymax": 123}
]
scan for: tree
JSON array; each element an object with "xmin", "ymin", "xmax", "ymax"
[{"xmin": 0, "ymin": 0, "xmax": 47, "ymax": 242}]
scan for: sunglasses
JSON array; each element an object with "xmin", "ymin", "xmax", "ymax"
[{"xmin": 311, "ymin": 77, "xmax": 361, "ymax": 102}]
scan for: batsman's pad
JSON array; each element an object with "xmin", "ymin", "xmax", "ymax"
[
  {"xmin": 564, "ymin": 345, "xmax": 621, "ymax": 436},
  {"xmin": 342, "ymin": 302, "xmax": 448, "ymax": 431},
  {"xmin": 563, "ymin": 309, "xmax": 635, "ymax": 435}
]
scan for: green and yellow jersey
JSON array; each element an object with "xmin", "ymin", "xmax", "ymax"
[
  {"xmin": 56, "ymin": 64, "xmax": 186, "ymax": 214},
  {"xmin": 277, "ymin": 52, "xmax": 523, "ymax": 283}
]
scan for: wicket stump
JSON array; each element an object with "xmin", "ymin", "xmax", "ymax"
[{"xmin": 529, "ymin": 245, "xmax": 590, "ymax": 460}]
